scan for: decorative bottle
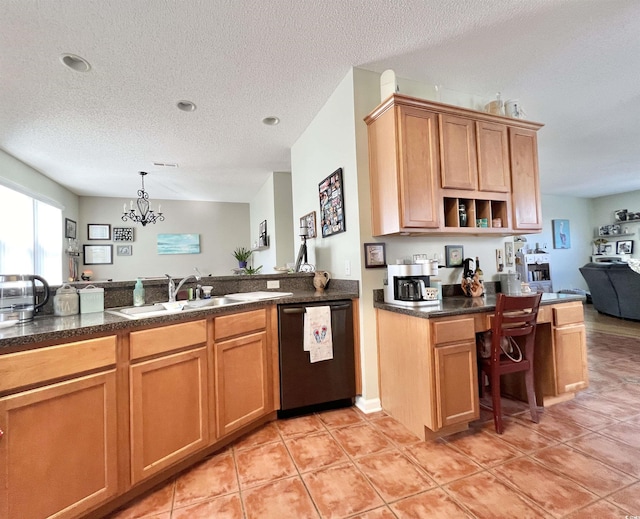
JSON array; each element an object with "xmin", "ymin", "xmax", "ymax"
[
  {"xmin": 133, "ymin": 278, "xmax": 145, "ymax": 307},
  {"xmin": 459, "ymin": 204, "xmax": 467, "ymax": 227}
]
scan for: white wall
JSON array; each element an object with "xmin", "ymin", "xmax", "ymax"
[
  {"xmin": 291, "ymin": 69, "xmax": 362, "ymax": 276},
  {"xmin": 250, "ymin": 171, "xmax": 294, "ymax": 273},
  {"xmin": 78, "ymin": 196, "xmax": 250, "ymax": 281}
]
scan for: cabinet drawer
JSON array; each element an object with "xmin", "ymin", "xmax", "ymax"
[
  {"xmin": 553, "ymin": 303, "xmax": 584, "ymax": 326},
  {"xmin": 0, "ymin": 336, "xmax": 116, "ymax": 393},
  {"xmin": 537, "ymin": 305, "xmax": 552, "ymax": 323},
  {"xmin": 432, "ymin": 318, "xmax": 475, "ymax": 344},
  {"xmin": 214, "ymin": 309, "xmax": 266, "ymax": 341},
  {"xmin": 130, "ymin": 320, "xmax": 207, "ymax": 360}
]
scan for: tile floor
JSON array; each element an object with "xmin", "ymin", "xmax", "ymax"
[{"xmin": 111, "ymin": 310, "xmax": 640, "ymax": 519}]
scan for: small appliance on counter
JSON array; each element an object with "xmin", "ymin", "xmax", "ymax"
[
  {"xmin": 384, "ymin": 263, "xmax": 440, "ymax": 307},
  {"xmin": 0, "ymin": 274, "xmax": 50, "ymax": 323}
]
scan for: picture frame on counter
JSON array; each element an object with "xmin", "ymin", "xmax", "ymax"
[
  {"xmin": 299, "ymin": 211, "xmax": 317, "ymax": 239},
  {"xmin": 83, "ymin": 244, "xmax": 113, "ymax": 265},
  {"xmin": 64, "ymin": 218, "xmax": 77, "ymax": 239},
  {"xmin": 616, "ymin": 240, "xmax": 633, "ymax": 254},
  {"xmin": 445, "ymin": 245, "xmax": 464, "ymax": 268},
  {"xmin": 364, "ymin": 242, "xmax": 386, "ymax": 268},
  {"xmin": 87, "ymin": 223, "xmax": 111, "ymax": 240}
]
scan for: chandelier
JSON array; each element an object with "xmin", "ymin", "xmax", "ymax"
[{"xmin": 122, "ymin": 171, "xmax": 165, "ymax": 226}]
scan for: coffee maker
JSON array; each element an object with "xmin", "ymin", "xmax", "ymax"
[{"xmin": 384, "ymin": 263, "xmax": 439, "ymax": 307}]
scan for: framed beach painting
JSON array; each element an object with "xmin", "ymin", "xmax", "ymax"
[{"xmin": 157, "ymin": 234, "xmax": 200, "ymax": 255}]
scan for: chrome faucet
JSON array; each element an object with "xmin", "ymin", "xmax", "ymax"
[{"xmin": 165, "ymin": 273, "xmax": 201, "ymax": 302}]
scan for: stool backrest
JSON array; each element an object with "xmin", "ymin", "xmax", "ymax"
[{"xmin": 491, "ymin": 293, "xmax": 542, "ymax": 362}]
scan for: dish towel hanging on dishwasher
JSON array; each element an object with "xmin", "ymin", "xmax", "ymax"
[{"xmin": 303, "ymin": 306, "xmax": 333, "ymax": 363}]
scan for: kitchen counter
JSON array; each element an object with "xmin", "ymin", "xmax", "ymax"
[
  {"xmin": 374, "ymin": 292, "xmax": 586, "ymax": 319},
  {"xmin": 0, "ymin": 289, "xmax": 358, "ymax": 353}
]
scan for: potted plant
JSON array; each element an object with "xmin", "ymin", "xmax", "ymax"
[
  {"xmin": 243, "ymin": 265, "xmax": 262, "ymax": 275},
  {"xmin": 233, "ymin": 247, "xmax": 252, "ymax": 268}
]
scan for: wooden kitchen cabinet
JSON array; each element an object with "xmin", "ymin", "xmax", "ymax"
[
  {"xmin": 432, "ymin": 318, "xmax": 480, "ymax": 429},
  {"xmin": 509, "ymin": 127, "xmax": 542, "ymax": 231},
  {"xmin": 367, "ymin": 102, "xmax": 441, "ymax": 235},
  {"xmin": 552, "ymin": 303, "xmax": 588, "ymax": 394},
  {"xmin": 129, "ymin": 320, "xmax": 209, "ymax": 485},
  {"xmin": 214, "ymin": 309, "xmax": 273, "ymax": 437},
  {"xmin": 0, "ymin": 337, "xmax": 117, "ymax": 519},
  {"xmin": 376, "ymin": 310, "xmax": 478, "ymax": 438},
  {"xmin": 365, "ymin": 94, "xmax": 543, "ymax": 235}
]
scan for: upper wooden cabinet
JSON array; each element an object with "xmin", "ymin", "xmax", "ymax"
[
  {"xmin": 365, "ymin": 94, "xmax": 543, "ymax": 235},
  {"xmin": 367, "ymin": 103, "xmax": 441, "ymax": 235}
]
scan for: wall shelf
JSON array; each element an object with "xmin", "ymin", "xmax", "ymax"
[{"xmin": 593, "ymin": 233, "xmax": 635, "ymax": 239}]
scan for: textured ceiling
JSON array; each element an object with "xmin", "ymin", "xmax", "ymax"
[{"xmin": 1, "ymin": 0, "xmax": 639, "ymax": 202}]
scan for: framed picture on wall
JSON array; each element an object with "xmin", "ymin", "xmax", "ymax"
[
  {"xmin": 616, "ymin": 240, "xmax": 633, "ymax": 254},
  {"xmin": 445, "ymin": 245, "xmax": 464, "ymax": 267},
  {"xmin": 364, "ymin": 242, "xmax": 386, "ymax": 268},
  {"xmin": 88, "ymin": 224, "xmax": 111, "ymax": 240},
  {"xmin": 318, "ymin": 168, "xmax": 345, "ymax": 238},
  {"xmin": 64, "ymin": 218, "xmax": 77, "ymax": 239}
]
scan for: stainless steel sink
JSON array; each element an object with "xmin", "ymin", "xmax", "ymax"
[
  {"xmin": 184, "ymin": 296, "xmax": 245, "ymax": 309},
  {"xmin": 107, "ymin": 303, "xmax": 184, "ymax": 319}
]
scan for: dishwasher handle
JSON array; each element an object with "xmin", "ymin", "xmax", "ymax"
[{"xmin": 280, "ymin": 302, "xmax": 351, "ymax": 314}]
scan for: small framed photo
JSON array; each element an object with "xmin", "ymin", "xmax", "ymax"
[
  {"xmin": 616, "ymin": 240, "xmax": 633, "ymax": 254},
  {"xmin": 113, "ymin": 227, "xmax": 134, "ymax": 241},
  {"xmin": 445, "ymin": 245, "xmax": 464, "ymax": 267},
  {"xmin": 83, "ymin": 244, "xmax": 113, "ymax": 265},
  {"xmin": 116, "ymin": 244, "xmax": 133, "ymax": 256},
  {"xmin": 364, "ymin": 242, "xmax": 386, "ymax": 268},
  {"xmin": 87, "ymin": 224, "xmax": 111, "ymax": 240},
  {"xmin": 299, "ymin": 211, "xmax": 317, "ymax": 239},
  {"xmin": 64, "ymin": 218, "xmax": 77, "ymax": 239}
]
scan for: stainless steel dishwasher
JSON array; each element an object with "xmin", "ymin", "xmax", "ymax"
[{"xmin": 277, "ymin": 300, "xmax": 355, "ymax": 415}]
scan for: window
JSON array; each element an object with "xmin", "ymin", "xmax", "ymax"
[{"xmin": 0, "ymin": 184, "xmax": 63, "ymax": 283}]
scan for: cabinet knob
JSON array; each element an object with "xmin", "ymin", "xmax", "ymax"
[{"xmin": 0, "ymin": 428, "xmax": 3, "ymax": 439}]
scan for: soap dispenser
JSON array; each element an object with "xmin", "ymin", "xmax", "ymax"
[{"xmin": 133, "ymin": 278, "xmax": 145, "ymax": 307}]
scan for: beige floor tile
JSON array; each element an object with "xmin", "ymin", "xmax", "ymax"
[
  {"xmin": 484, "ymin": 417, "xmax": 558, "ymax": 453},
  {"xmin": 355, "ymin": 450, "xmax": 435, "ymax": 501},
  {"xmin": 171, "ymin": 493, "xmax": 244, "ymax": 519},
  {"xmin": 303, "ymin": 463, "xmax": 383, "ymax": 519},
  {"xmin": 532, "ymin": 444, "xmax": 635, "ymax": 496},
  {"xmin": 276, "ymin": 414, "xmax": 326, "ymax": 437},
  {"xmin": 330, "ymin": 422, "xmax": 393, "ymax": 458},
  {"xmin": 563, "ymin": 499, "xmax": 631, "ymax": 519},
  {"xmin": 242, "ymin": 476, "xmax": 319, "ymax": 519},
  {"xmin": 285, "ymin": 431, "xmax": 349, "ymax": 473},
  {"xmin": 370, "ymin": 415, "xmax": 422, "ymax": 445},
  {"xmin": 233, "ymin": 421, "xmax": 281, "ymax": 451},
  {"xmin": 390, "ymin": 487, "xmax": 474, "ymax": 519},
  {"xmin": 316, "ymin": 406, "xmax": 365, "ymax": 428},
  {"xmin": 235, "ymin": 441, "xmax": 297, "ymax": 489},
  {"xmin": 173, "ymin": 452, "xmax": 238, "ymax": 508},
  {"xmin": 492, "ymin": 457, "xmax": 597, "ymax": 516},
  {"xmin": 349, "ymin": 506, "xmax": 397, "ymax": 519},
  {"xmin": 606, "ymin": 481, "xmax": 640, "ymax": 513},
  {"xmin": 572, "ymin": 393, "xmax": 640, "ymax": 419},
  {"xmin": 598, "ymin": 420, "xmax": 640, "ymax": 448},
  {"xmin": 444, "ymin": 429, "xmax": 524, "ymax": 467},
  {"xmin": 512, "ymin": 413, "xmax": 590, "ymax": 442},
  {"xmin": 445, "ymin": 472, "xmax": 548, "ymax": 519},
  {"xmin": 568, "ymin": 432, "xmax": 640, "ymax": 477},
  {"xmin": 402, "ymin": 440, "xmax": 482, "ymax": 485},
  {"xmin": 545, "ymin": 401, "xmax": 617, "ymax": 429},
  {"xmin": 110, "ymin": 480, "xmax": 175, "ymax": 518}
]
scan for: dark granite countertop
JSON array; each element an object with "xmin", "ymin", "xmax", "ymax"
[
  {"xmin": 374, "ymin": 292, "xmax": 586, "ymax": 319},
  {"xmin": 0, "ymin": 289, "xmax": 358, "ymax": 353}
]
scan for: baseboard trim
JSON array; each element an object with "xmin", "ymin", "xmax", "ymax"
[{"xmin": 355, "ymin": 396, "xmax": 382, "ymax": 414}]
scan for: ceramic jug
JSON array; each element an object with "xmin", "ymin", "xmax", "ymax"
[{"xmin": 313, "ymin": 270, "xmax": 331, "ymax": 294}]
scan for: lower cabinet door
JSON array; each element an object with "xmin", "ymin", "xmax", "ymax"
[
  {"xmin": 0, "ymin": 371, "xmax": 117, "ymax": 519},
  {"xmin": 434, "ymin": 342, "xmax": 480, "ymax": 428},
  {"xmin": 554, "ymin": 324, "xmax": 589, "ymax": 393},
  {"xmin": 215, "ymin": 331, "xmax": 270, "ymax": 437},
  {"xmin": 130, "ymin": 347, "xmax": 209, "ymax": 485}
]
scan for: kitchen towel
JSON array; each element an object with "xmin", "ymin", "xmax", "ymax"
[{"xmin": 303, "ymin": 306, "xmax": 333, "ymax": 363}]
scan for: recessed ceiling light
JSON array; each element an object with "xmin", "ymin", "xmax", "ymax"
[
  {"xmin": 262, "ymin": 116, "xmax": 280, "ymax": 126},
  {"xmin": 153, "ymin": 162, "xmax": 179, "ymax": 168},
  {"xmin": 177, "ymin": 100, "xmax": 196, "ymax": 112},
  {"xmin": 60, "ymin": 53, "xmax": 91, "ymax": 72}
]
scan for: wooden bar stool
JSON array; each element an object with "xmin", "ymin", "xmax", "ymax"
[{"xmin": 479, "ymin": 292, "xmax": 542, "ymax": 434}]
